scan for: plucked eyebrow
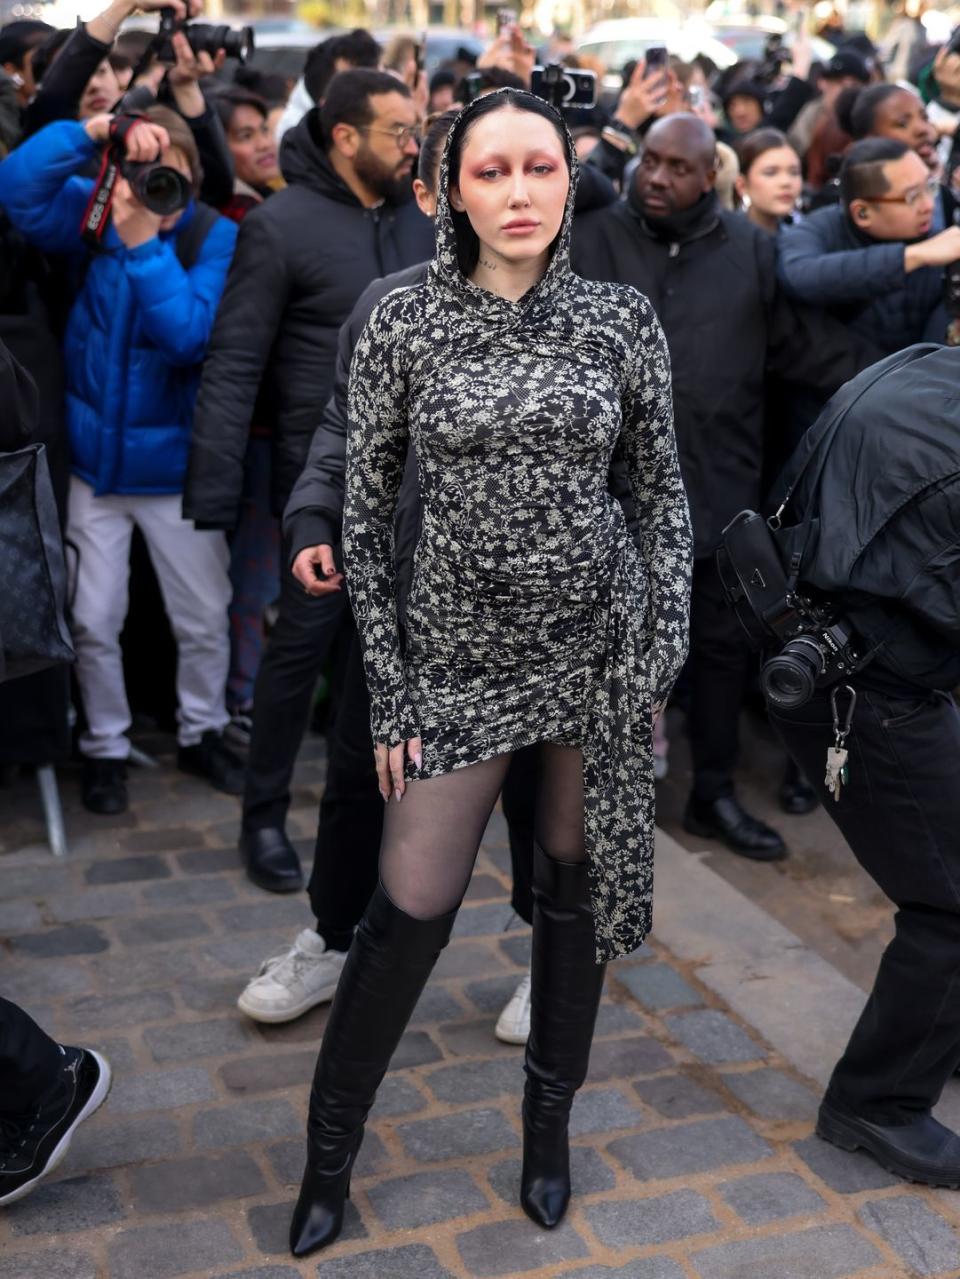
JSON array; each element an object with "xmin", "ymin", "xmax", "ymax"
[{"xmin": 469, "ymin": 149, "xmax": 563, "ymax": 167}]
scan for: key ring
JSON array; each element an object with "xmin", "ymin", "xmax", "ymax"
[{"xmin": 830, "ymin": 684, "xmax": 857, "ymax": 745}]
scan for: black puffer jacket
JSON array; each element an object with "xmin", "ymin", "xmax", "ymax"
[
  {"xmin": 183, "ymin": 109, "xmax": 435, "ymax": 527},
  {"xmin": 573, "ymin": 189, "xmax": 882, "ymax": 557}
]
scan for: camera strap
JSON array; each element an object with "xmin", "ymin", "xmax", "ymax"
[{"xmin": 80, "ymin": 113, "xmax": 147, "ymax": 249}]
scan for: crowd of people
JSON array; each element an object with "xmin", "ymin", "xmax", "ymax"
[{"xmin": 2, "ymin": 0, "xmax": 960, "ymax": 1255}]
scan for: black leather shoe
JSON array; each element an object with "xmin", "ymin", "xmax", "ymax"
[
  {"xmin": 240, "ymin": 827, "xmax": 303, "ymax": 894},
  {"xmin": 683, "ymin": 795, "xmax": 787, "ymax": 861},
  {"xmin": 81, "ymin": 758, "xmax": 128, "ymax": 815},
  {"xmin": 779, "ymin": 760, "xmax": 818, "ymax": 816},
  {"xmin": 289, "ymin": 1138, "xmax": 360, "ymax": 1257},
  {"xmin": 817, "ymin": 1099, "xmax": 960, "ymax": 1187},
  {"xmin": 178, "ymin": 731, "xmax": 245, "ymax": 795}
]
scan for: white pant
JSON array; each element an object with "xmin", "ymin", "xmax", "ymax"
[{"xmin": 68, "ymin": 477, "xmax": 232, "ymax": 759}]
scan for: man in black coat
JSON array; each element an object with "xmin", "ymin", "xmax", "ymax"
[
  {"xmin": 572, "ymin": 113, "xmax": 881, "ymax": 860},
  {"xmin": 183, "ymin": 68, "xmax": 434, "ymax": 895}
]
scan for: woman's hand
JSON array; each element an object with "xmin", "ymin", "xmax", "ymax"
[
  {"xmin": 291, "ymin": 544, "xmax": 344, "ymax": 596},
  {"xmin": 375, "ymin": 736, "xmax": 422, "ymax": 802},
  {"xmin": 167, "ymin": 30, "xmax": 224, "ymax": 119},
  {"xmin": 83, "ymin": 115, "xmax": 170, "ymax": 161}
]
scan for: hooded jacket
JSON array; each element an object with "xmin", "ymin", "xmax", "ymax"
[
  {"xmin": 572, "ymin": 184, "xmax": 882, "ymax": 557},
  {"xmin": 0, "ymin": 120, "xmax": 238, "ymax": 496},
  {"xmin": 183, "ymin": 107, "xmax": 435, "ymax": 527}
]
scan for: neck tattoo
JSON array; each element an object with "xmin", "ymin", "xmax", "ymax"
[{"xmin": 479, "ymin": 256, "xmax": 498, "ymax": 271}]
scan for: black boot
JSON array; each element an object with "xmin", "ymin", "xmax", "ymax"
[
  {"xmin": 289, "ymin": 884, "xmax": 457, "ymax": 1258},
  {"xmin": 521, "ymin": 845, "xmax": 606, "ymax": 1230}
]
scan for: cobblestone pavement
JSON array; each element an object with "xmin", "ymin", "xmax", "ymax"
[{"xmin": 3, "ymin": 732, "xmax": 960, "ymax": 1279}]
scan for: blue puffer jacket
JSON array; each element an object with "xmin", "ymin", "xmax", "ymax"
[
  {"xmin": 777, "ymin": 203, "xmax": 946, "ymax": 356},
  {"xmin": 0, "ymin": 120, "xmax": 237, "ymax": 495}
]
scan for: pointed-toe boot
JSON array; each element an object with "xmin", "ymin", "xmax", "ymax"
[
  {"xmin": 520, "ymin": 845, "xmax": 606, "ymax": 1229},
  {"xmin": 290, "ymin": 884, "xmax": 457, "ymax": 1258}
]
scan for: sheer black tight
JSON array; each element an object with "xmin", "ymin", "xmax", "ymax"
[{"xmin": 379, "ymin": 743, "xmax": 586, "ymax": 921}]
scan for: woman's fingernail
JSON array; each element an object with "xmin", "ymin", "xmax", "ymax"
[
  {"xmin": 395, "ymin": 789, "xmax": 402, "ymax": 802},
  {"xmin": 413, "ymin": 751, "xmax": 422, "ymax": 770}
]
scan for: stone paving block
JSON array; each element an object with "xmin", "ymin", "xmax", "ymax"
[
  {"xmin": 689, "ymin": 1224, "xmax": 882, "ymax": 1279},
  {"xmin": 426, "ymin": 1057, "xmax": 524, "ymax": 1104},
  {"xmin": 218, "ymin": 899, "xmax": 311, "ymax": 934},
  {"xmin": 453, "ymin": 901, "xmax": 515, "ymax": 938},
  {"xmin": 203, "ymin": 931, "xmax": 294, "ymax": 973},
  {"xmin": 438, "ymin": 1018, "xmax": 522, "ymax": 1059},
  {"xmin": 1, "ymin": 962, "xmax": 94, "ymax": 1001},
  {"xmin": 65, "ymin": 1113, "xmax": 181, "ymax": 1174},
  {"xmin": 0, "ymin": 860, "xmax": 72, "ymax": 897},
  {"xmin": 720, "ymin": 1067, "xmax": 818, "ymax": 1121},
  {"xmin": 498, "ymin": 932, "xmax": 532, "ymax": 966},
  {"xmin": 222, "ymin": 1269, "xmax": 300, "ymax": 1279},
  {"xmin": 398, "ymin": 1106, "xmax": 517, "ymax": 1161},
  {"xmin": 120, "ymin": 826, "xmax": 203, "ymax": 851},
  {"xmin": 616, "ymin": 962, "xmax": 703, "ymax": 1011},
  {"xmin": 5, "ymin": 1172, "xmax": 124, "ymax": 1235},
  {"xmin": 465, "ymin": 974, "xmax": 526, "ymax": 1014},
  {"xmin": 793, "ymin": 1133, "xmax": 901, "ymax": 1193},
  {"xmin": 193, "ymin": 1097, "xmax": 302, "ymax": 1148},
  {"xmin": 375, "ymin": 1075, "xmax": 428, "ymax": 1116},
  {"xmin": 108, "ymin": 1065, "xmax": 217, "ymax": 1114},
  {"xmin": 86, "ymin": 1035, "xmax": 136, "ymax": 1072},
  {"xmin": 567, "ymin": 1262, "xmax": 687, "ymax": 1279},
  {"xmin": 315, "ymin": 1243, "xmax": 454, "ymax": 1279},
  {"xmin": 247, "ymin": 1198, "xmax": 366, "ymax": 1254},
  {"xmin": 663, "ymin": 1010, "xmax": 763, "ymax": 1064},
  {"xmin": 593, "ymin": 1000, "xmax": 645, "ymax": 1036},
  {"xmin": 252, "ymin": 1002, "xmax": 330, "ymax": 1046},
  {"xmin": 265, "ymin": 1130, "xmax": 387, "ymax": 1186},
  {"xmin": 588, "ymin": 1035, "xmax": 673, "ymax": 1082},
  {"xmin": 180, "ymin": 974, "xmax": 245, "ymax": 1014},
  {"xmin": 608, "ymin": 1117, "xmax": 773, "ymax": 1181},
  {"xmin": 633, "ymin": 1073, "xmax": 728, "ymax": 1120},
  {"xmin": 410, "ymin": 985, "xmax": 466, "ymax": 1025},
  {"xmin": 391, "ymin": 1028, "xmax": 443, "ymax": 1069},
  {"xmin": 858, "ymin": 1195, "xmax": 960, "ymax": 1275},
  {"xmin": 570, "ymin": 1087, "xmax": 646, "ymax": 1136},
  {"xmin": 220, "ymin": 1049, "xmax": 316, "ymax": 1094},
  {"xmin": 115, "ymin": 909, "xmax": 211, "ymax": 946},
  {"xmin": 177, "ymin": 846, "xmax": 241, "ymax": 874},
  {"xmin": 367, "ymin": 1168, "xmax": 489, "ymax": 1229},
  {"xmin": 0, "ymin": 900, "xmax": 43, "ymax": 931},
  {"xmin": 487, "ymin": 1146, "xmax": 616, "ymax": 1204},
  {"xmin": 107, "ymin": 1219, "xmax": 244, "ymax": 1279},
  {"xmin": 465, "ymin": 873, "xmax": 507, "ymax": 900},
  {"xmin": 143, "ymin": 1016, "xmax": 255, "ymax": 1062},
  {"xmin": 584, "ymin": 1189, "xmax": 718, "ymax": 1248},
  {"xmin": 10, "ymin": 923, "xmax": 109, "ymax": 957},
  {"xmin": 45, "ymin": 886, "xmax": 138, "ymax": 923},
  {"xmin": 719, "ymin": 1172, "xmax": 826, "ymax": 1225},
  {"xmin": 130, "ymin": 1152, "xmax": 266, "ymax": 1212},
  {"xmin": 88, "ymin": 946, "xmax": 199, "ymax": 992},
  {"xmin": 0, "ymin": 1250, "xmax": 96, "ymax": 1279},
  {"xmin": 457, "ymin": 1218, "xmax": 589, "ymax": 1276},
  {"xmin": 141, "ymin": 876, "xmax": 234, "ymax": 907},
  {"xmin": 435, "ymin": 940, "xmax": 509, "ymax": 978},
  {"xmin": 85, "ymin": 854, "xmax": 171, "ymax": 884},
  {"xmin": 62, "ymin": 989, "xmax": 176, "ymax": 1030}
]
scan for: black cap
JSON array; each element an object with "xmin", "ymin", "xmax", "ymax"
[
  {"xmin": 722, "ymin": 79, "xmax": 767, "ymax": 108},
  {"xmin": 823, "ymin": 49, "xmax": 872, "ymax": 82}
]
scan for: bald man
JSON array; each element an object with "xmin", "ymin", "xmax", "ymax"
[{"xmin": 573, "ymin": 114, "xmax": 882, "ymax": 859}]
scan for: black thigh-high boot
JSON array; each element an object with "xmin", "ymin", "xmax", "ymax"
[
  {"xmin": 289, "ymin": 884, "xmax": 457, "ymax": 1257},
  {"xmin": 520, "ymin": 844, "xmax": 606, "ymax": 1229}
]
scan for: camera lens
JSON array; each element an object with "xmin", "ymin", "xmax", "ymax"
[
  {"xmin": 127, "ymin": 162, "xmax": 191, "ymax": 216},
  {"xmin": 760, "ymin": 637, "xmax": 825, "ymax": 711},
  {"xmin": 188, "ymin": 21, "xmax": 253, "ymax": 61}
]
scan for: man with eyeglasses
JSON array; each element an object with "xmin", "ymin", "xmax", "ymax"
[
  {"xmin": 779, "ymin": 137, "xmax": 960, "ymax": 355},
  {"xmin": 184, "ymin": 68, "xmax": 433, "ymax": 905}
]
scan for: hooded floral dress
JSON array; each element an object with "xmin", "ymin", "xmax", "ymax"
[{"xmin": 343, "ymin": 92, "xmax": 693, "ymax": 962}]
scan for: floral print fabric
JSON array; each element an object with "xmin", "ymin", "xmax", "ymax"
[{"xmin": 344, "ymin": 91, "xmax": 693, "ymax": 961}]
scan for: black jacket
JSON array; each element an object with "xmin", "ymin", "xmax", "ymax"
[
  {"xmin": 572, "ymin": 189, "xmax": 881, "ymax": 556},
  {"xmin": 183, "ymin": 109, "xmax": 435, "ymax": 527},
  {"xmin": 283, "ymin": 260, "xmax": 642, "ymax": 618}
]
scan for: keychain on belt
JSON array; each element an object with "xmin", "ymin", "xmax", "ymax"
[{"xmin": 825, "ymin": 684, "xmax": 857, "ymax": 802}]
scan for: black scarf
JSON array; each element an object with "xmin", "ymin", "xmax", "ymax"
[{"xmin": 628, "ymin": 188, "xmax": 720, "ymax": 245}]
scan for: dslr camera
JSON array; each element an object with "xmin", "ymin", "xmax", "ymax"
[
  {"xmin": 717, "ymin": 510, "xmax": 867, "ymax": 710},
  {"xmin": 757, "ymin": 32, "xmax": 786, "ymax": 86},
  {"xmin": 122, "ymin": 157, "xmax": 190, "ymax": 216},
  {"xmin": 154, "ymin": 5, "xmax": 253, "ymax": 63}
]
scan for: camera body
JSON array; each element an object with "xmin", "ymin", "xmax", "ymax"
[
  {"xmin": 530, "ymin": 63, "xmax": 598, "ymax": 110},
  {"xmin": 717, "ymin": 510, "xmax": 866, "ymax": 710},
  {"xmin": 121, "ymin": 158, "xmax": 191, "ymax": 216},
  {"xmin": 155, "ymin": 7, "xmax": 253, "ymax": 63},
  {"xmin": 757, "ymin": 32, "xmax": 786, "ymax": 86}
]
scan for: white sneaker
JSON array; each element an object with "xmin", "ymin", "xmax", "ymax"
[
  {"xmin": 495, "ymin": 969, "xmax": 532, "ymax": 1044},
  {"xmin": 237, "ymin": 929, "xmax": 348, "ymax": 1024}
]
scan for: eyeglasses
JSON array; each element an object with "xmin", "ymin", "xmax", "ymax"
[
  {"xmin": 869, "ymin": 176, "xmax": 939, "ymax": 208},
  {"xmin": 359, "ymin": 124, "xmax": 419, "ymax": 149}
]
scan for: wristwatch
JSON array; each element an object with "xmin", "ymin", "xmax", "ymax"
[{"xmin": 601, "ymin": 121, "xmax": 639, "ymax": 156}]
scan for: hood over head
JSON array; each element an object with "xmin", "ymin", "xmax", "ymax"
[{"xmin": 429, "ymin": 87, "xmax": 579, "ymax": 321}]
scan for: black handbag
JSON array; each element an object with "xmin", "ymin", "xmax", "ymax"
[{"xmin": 0, "ymin": 443, "xmax": 74, "ymax": 683}]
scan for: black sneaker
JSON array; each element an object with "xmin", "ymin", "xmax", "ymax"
[
  {"xmin": 81, "ymin": 758, "xmax": 128, "ymax": 815},
  {"xmin": 0, "ymin": 1046, "xmax": 112, "ymax": 1206},
  {"xmin": 178, "ymin": 730, "xmax": 245, "ymax": 795}
]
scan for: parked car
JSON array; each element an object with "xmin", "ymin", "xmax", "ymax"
[{"xmin": 575, "ymin": 18, "xmax": 738, "ymax": 96}]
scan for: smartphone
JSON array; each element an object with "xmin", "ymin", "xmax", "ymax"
[
  {"xmin": 497, "ymin": 8, "xmax": 514, "ymax": 34},
  {"xmin": 414, "ymin": 30, "xmax": 425, "ymax": 87},
  {"xmin": 948, "ymin": 25, "xmax": 960, "ymax": 54},
  {"xmin": 644, "ymin": 45, "xmax": 668, "ymax": 76},
  {"xmin": 530, "ymin": 65, "xmax": 598, "ymax": 109}
]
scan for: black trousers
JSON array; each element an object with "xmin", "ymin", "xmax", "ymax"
[
  {"xmin": 771, "ymin": 682, "xmax": 960, "ymax": 1124},
  {"xmin": 243, "ymin": 567, "xmax": 350, "ymax": 832},
  {"xmin": 0, "ymin": 998, "xmax": 63, "ymax": 1114},
  {"xmin": 686, "ymin": 556, "xmax": 752, "ymax": 802}
]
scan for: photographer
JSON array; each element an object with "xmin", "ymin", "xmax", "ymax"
[
  {"xmin": 0, "ymin": 107, "xmax": 241, "ymax": 816},
  {"xmin": 733, "ymin": 344, "xmax": 960, "ymax": 1184},
  {"xmin": 779, "ymin": 138, "xmax": 954, "ymax": 354}
]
